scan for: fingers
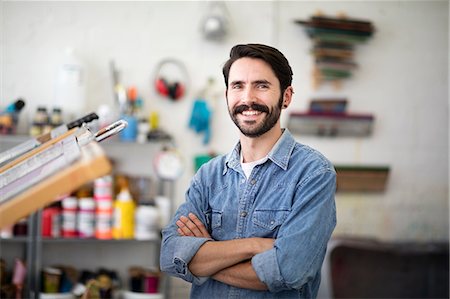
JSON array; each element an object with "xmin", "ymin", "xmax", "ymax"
[
  {"xmin": 179, "ymin": 214, "xmax": 203, "ymax": 236},
  {"xmin": 176, "ymin": 218, "xmax": 193, "ymax": 236},
  {"xmin": 188, "ymin": 213, "xmax": 211, "ymax": 238},
  {"xmin": 177, "ymin": 227, "xmax": 185, "ymax": 236},
  {"xmin": 176, "ymin": 213, "xmax": 211, "ymax": 238},
  {"xmin": 176, "ymin": 216, "xmax": 198, "ymax": 237}
]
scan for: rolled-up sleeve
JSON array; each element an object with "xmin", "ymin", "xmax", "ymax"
[
  {"xmin": 252, "ymin": 168, "xmax": 337, "ymax": 292},
  {"xmin": 160, "ymin": 212, "xmax": 212, "ymax": 285},
  {"xmin": 163, "ymin": 234, "xmax": 211, "ymax": 285},
  {"xmin": 251, "ymin": 247, "xmax": 286, "ymax": 291},
  {"xmin": 160, "ymin": 176, "xmax": 212, "ymax": 285}
]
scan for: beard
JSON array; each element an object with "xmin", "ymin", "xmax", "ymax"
[{"xmin": 229, "ymin": 96, "xmax": 283, "ymax": 138}]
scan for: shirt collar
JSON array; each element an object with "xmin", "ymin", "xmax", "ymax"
[{"xmin": 223, "ymin": 129, "xmax": 296, "ymax": 175}]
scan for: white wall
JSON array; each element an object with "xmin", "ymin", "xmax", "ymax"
[{"xmin": 1, "ymin": 1, "xmax": 448, "ymax": 243}]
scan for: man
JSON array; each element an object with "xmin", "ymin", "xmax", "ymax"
[{"xmin": 160, "ymin": 43, "xmax": 336, "ymax": 298}]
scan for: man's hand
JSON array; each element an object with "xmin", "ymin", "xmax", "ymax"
[{"xmin": 176, "ymin": 213, "xmax": 211, "ymax": 238}]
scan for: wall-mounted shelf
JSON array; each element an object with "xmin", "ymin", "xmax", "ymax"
[
  {"xmin": 287, "ymin": 112, "xmax": 374, "ymax": 137},
  {"xmin": 335, "ymin": 165, "xmax": 390, "ymax": 192}
]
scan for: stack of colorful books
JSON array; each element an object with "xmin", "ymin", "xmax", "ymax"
[{"xmin": 295, "ymin": 15, "xmax": 375, "ymax": 88}]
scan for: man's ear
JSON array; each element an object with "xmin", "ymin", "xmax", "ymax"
[
  {"xmin": 225, "ymin": 90, "xmax": 229, "ymax": 104},
  {"xmin": 282, "ymin": 86, "xmax": 294, "ymax": 109}
]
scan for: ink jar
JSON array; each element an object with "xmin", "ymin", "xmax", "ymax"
[
  {"xmin": 61, "ymin": 196, "xmax": 78, "ymax": 238},
  {"xmin": 78, "ymin": 197, "xmax": 95, "ymax": 238}
]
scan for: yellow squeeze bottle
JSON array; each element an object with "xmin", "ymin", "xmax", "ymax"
[{"xmin": 113, "ymin": 186, "xmax": 136, "ymax": 239}]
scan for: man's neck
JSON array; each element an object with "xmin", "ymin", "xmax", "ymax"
[{"xmin": 240, "ymin": 127, "xmax": 283, "ymax": 163}]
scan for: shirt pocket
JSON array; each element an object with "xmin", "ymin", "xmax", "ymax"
[
  {"xmin": 211, "ymin": 210, "xmax": 223, "ymax": 240},
  {"xmin": 204, "ymin": 210, "xmax": 211, "ymax": 230},
  {"xmin": 251, "ymin": 208, "xmax": 290, "ymax": 238}
]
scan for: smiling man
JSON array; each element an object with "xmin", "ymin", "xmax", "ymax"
[{"xmin": 160, "ymin": 44, "xmax": 337, "ymax": 298}]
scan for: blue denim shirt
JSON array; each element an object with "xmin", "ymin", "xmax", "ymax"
[{"xmin": 160, "ymin": 129, "xmax": 336, "ymax": 298}]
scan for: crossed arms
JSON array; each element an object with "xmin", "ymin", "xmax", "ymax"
[
  {"xmin": 176, "ymin": 213, "xmax": 274, "ymax": 290},
  {"xmin": 161, "ymin": 166, "xmax": 337, "ymax": 292}
]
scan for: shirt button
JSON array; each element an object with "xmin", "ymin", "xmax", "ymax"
[
  {"xmin": 250, "ymin": 179, "xmax": 256, "ymax": 185},
  {"xmin": 270, "ymin": 220, "xmax": 275, "ymax": 225},
  {"xmin": 241, "ymin": 179, "xmax": 246, "ymax": 183},
  {"xmin": 240, "ymin": 211, "xmax": 247, "ymax": 217}
]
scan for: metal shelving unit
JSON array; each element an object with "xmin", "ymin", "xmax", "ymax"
[{"xmin": 1, "ymin": 135, "xmax": 175, "ymax": 299}]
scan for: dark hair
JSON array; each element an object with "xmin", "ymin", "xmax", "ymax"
[{"xmin": 222, "ymin": 44, "xmax": 293, "ymax": 93}]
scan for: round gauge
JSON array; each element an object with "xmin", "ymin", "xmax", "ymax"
[{"xmin": 153, "ymin": 149, "xmax": 184, "ymax": 180}]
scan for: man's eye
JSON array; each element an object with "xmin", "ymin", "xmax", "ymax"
[
  {"xmin": 231, "ymin": 84, "xmax": 242, "ymax": 89},
  {"xmin": 257, "ymin": 84, "xmax": 269, "ymax": 89}
]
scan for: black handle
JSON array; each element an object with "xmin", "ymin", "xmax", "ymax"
[{"xmin": 67, "ymin": 112, "xmax": 99, "ymax": 129}]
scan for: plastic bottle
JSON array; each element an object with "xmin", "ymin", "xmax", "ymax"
[
  {"xmin": 155, "ymin": 196, "xmax": 171, "ymax": 229},
  {"xmin": 113, "ymin": 185, "xmax": 136, "ymax": 239},
  {"xmin": 134, "ymin": 204, "xmax": 160, "ymax": 240},
  {"xmin": 61, "ymin": 196, "xmax": 78, "ymax": 238},
  {"xmin": 95, "ymin": 200, "xmax": 113, "ymax": 239},
  {"xmin": 41, "ymin": 204, "xmax": 61, "ymax": 238},
  {"xmin": 94, "ymin": 175, "xmax": 113, "ymax": 199},
  {"xmin": 0, "ymin": 225, "xmax": 13, "ymax": 238},
  {"xmin": 29, "ymin": 106, "xmax": 49, "ymax": 136},
  {"xmin": 50, "ymin": 107, "xmax": 64, "ymax": 128},
  {"xmin": 12, "ymin": 218, "xmax": 28, "ymax": 236},
  {"xmin": 78, "ymin": 197, "xmax": 95, "ymax": 238},
  {"xmin": 94, "ymin": 175, "xmax": 113, "ymax": 239},
  {"xmin": 118, "ymin": 114, "xmax": 138, "ymax": 142},
  {"xmin": 54, "ymin": 48, "xmax": 86, "ymax": 119},
  {"xmin": 137, "ymin": 120, "xmax": 149, "ymax": 144}
]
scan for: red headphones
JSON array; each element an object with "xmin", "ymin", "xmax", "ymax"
[{"xmin": 154, "ymin": 59, "xmax": 188, "ymax": 101}]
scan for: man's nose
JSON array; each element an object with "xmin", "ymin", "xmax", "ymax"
[{"xmin": 241, "ymin": 86, "xmax": 255, "ymax": 104}]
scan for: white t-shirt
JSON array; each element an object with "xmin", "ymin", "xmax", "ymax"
[{"xmin": 241, "ymin": 153, "xmax": 268, "ymax": 180}]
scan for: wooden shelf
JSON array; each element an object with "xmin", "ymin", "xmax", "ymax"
[
  {"xmin": 335, "ymin": 165, "xmax": 390, "ymax": 192},
  {"xmin": 288, "ymin": 112, "xmax": 374, "ymax": 137}
]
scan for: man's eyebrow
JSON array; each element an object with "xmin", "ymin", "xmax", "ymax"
[
  {"xmin": 229, "ymin": 80, "xmax": 243, "ymax": 86},
  {"xmin": 252, "ymin": 80, "xmax": 271, "ymax": 85},
  {"xmin": 229, "ymin": 79, "xmax": 271, "ymax": 86}
]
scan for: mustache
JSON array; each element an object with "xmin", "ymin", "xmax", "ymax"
[{"xmin": 234, "ymin": 103, "xmax": 270, "ymax": 114}]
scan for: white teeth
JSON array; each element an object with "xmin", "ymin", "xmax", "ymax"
[{"xmin": 242, "ymin": 110, "xmax": 261, "ymax": 116}]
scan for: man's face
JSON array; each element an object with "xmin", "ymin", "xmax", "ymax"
[{"xmin": 226, "ymin": 57, "xmax": 283, "ymax": 138}]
